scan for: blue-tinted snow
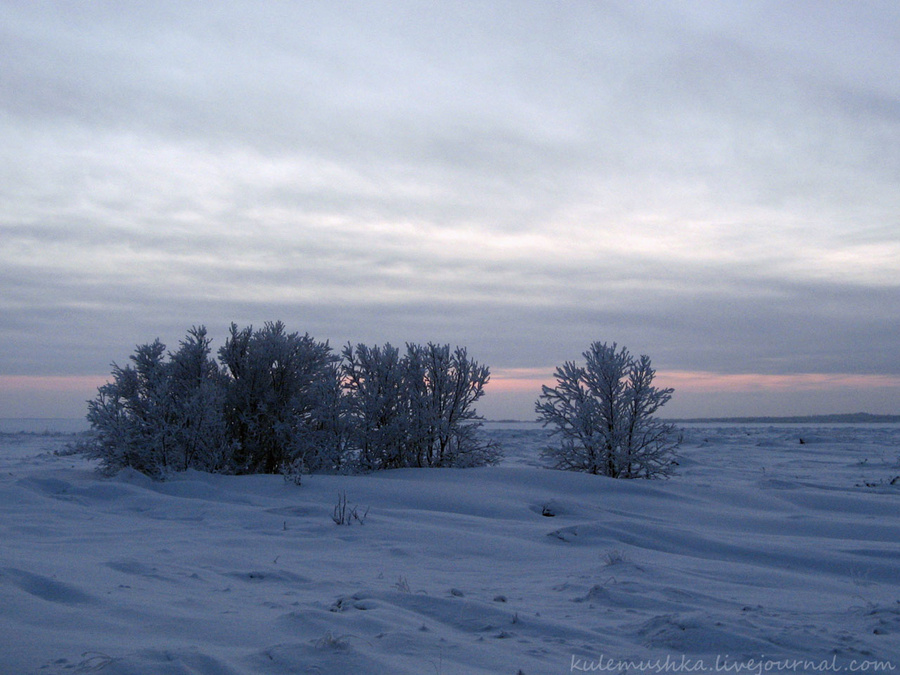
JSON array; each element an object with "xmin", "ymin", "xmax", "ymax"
[{"xmin": 1, "ymin": 424, "xmax": 898, "ymax": 673}]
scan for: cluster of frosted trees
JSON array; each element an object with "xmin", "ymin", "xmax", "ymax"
[
  {"xmin": 81, "ymin": 323, "xmax": 499, "ymax": 478},
  {"xmin": 83, "ymin": 324, "xmax": 678, "ymax": 480}
]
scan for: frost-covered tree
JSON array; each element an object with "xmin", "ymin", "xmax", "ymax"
[
  {"xmin": 165, "ymin": 326, "xmax": 232, "ymax": 472},
  {"xmin": 217, "ymin": 321, "xmax": 336, "ymax": 474},
  {"xmin": 404, "ymin": 343, "xmax": 499, "ymax": 468},
  {"xmin": 83, "ymin": 339, "xmax": 170, "ymax": 476},
  {"xmin": 83, "ymin": 327, "xmax": 230, "ymax": 477},
  {"xmin": 341, "ymin": 342, "xmax": 408, "ymax": 470},
  {"xmin": 536, "ymin": 342, "xmax": 677, "ymax": 478},
  {"xmin": 342, "ymin": 342, "xmax": 499, "ymax": 470},
  {"xmin": 291, "ymin": 360, "xmax": 351, "ymax": 473}
]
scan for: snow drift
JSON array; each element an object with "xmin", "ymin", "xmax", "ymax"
[{"xmin": 1, "ymin": 423, "xmax": 898, "ymax": 674}]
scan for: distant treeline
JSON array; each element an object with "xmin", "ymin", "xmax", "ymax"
[{"xmin": 666, "ymin": 413, "xmax": 900, "ymax": 424}]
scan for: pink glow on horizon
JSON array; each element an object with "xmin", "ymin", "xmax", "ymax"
[
  {"xmin": 487, "ymin": 368, "xmax": 555, "ymax": 393},
  {"xmin": 0, "ymin": 375, "xmax": 109, "ymax": 393},
  {"xmin": 4, "ymin": 371, "xmax": 898, "ymax": 397},
  {"xmin": 2, "ymin": 371, "xmax": 898, "ymax": 419},
  {"xmin": 0, "ymin": 375, "xmax": 110, "ymax": 417},
  {"xmin": 487, "ymin": 368, "xmax": 900, "ymax": 395}
]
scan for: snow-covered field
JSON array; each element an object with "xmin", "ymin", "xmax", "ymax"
[{"xmin": 1, "ymin": 421, "xmax": 898, "ymax": 674}]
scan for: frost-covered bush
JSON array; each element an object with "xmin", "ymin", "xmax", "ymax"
[
  {"xmin": 217, "ymin": 321, "xmax": 338, "ymax": 474},
  {"xmin": 404, "ymin": 343, "xmax": 500, "ymax": 468},
  {"xmin": 166, "ymin": 326, "xmax": 233, "ymax": 472},
  {"xmin": 536, "ymin": 342, "xmax": 677, "ymax": 478},
  {"xmin": 83, "ymin": 327, "xmax": 231, "ymax": 477},
  {"xmin": 342, "ymin": 342, "xmax": 500, "ymax": 470},
  {"xmin": 292, "ymin": 360, "xmax": 352, "ymax": 473},
  {"xmin": 341, "ymin": 342, "xmax": 408, "ymax": 470}
]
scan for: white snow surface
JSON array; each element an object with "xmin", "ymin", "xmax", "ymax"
[{"xmin": 1, "ymin": 423, "xmax": 899, "ymax": 674}]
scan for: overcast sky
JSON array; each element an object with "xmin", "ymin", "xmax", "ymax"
[{"xmin": 2, "ymin": 1, "xmax": 899, "ymax": 420}]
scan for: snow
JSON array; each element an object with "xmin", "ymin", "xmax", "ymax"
[{"xmin": 1, "ymin": 422, "xmax": 898, "ymax": 674}]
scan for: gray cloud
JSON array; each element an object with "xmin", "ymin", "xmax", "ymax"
[{"xmin": 2, "ymin": 1, "xmax": 898, "ymax": 417}]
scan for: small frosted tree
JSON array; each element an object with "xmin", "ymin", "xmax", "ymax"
[
  {"xmin": 292, "ymin": 360, "xmax": 351, "ymax": 473},
  {"xmin": 536, "ymin": 342, "xmax": 677, "ymax": 478},
  {"xmin": 404, "ymin": 343, "xmax": 499, "ymax": 468},
  {"xmin": 83, "ymin": 327, "xmax": 230, "ymax": 477},
  {"xmin": 165, "ymin": 326, "xmax": 232, "ymax": 472},
  {"xmin": 217, "ymin": 321, "xmax": 336, "ymax": 474},
  {"xmin": 341, "ymin": 342, "xmax": 408, "ymax": 470},
  {"xmin": 342, "ymin": 341, "xmax": 500, "ymax": 470},
  {"xmin": 83, "ymin": 339, "xmax": 171, "ymax": 476}
]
